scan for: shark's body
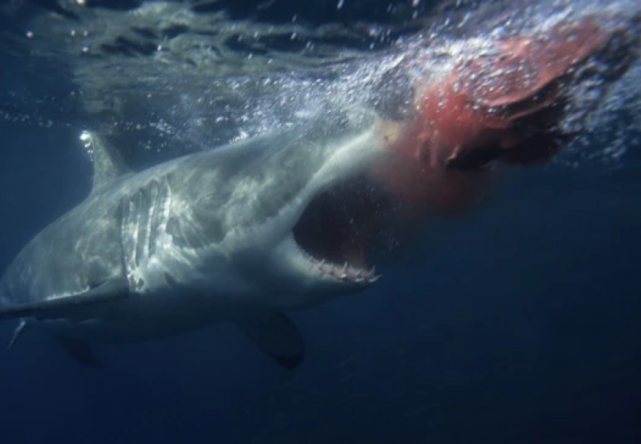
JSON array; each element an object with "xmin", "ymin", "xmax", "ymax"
[{"xmin": 0, "ymin": 110, "xmax": 398, "ymax": 368}]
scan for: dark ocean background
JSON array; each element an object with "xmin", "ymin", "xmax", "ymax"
[{"xmin": 1, "ymin": 1, "xmax": 641, "ymax": 443}]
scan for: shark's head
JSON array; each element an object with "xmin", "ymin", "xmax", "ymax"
[{"xmin": 171, "ymin": 109, "xmax": 405, "ymax": 308}]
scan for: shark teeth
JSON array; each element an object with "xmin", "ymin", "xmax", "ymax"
[{"xmin": 311, "ymin": 258, "xmax": 380, "ymax": 285}]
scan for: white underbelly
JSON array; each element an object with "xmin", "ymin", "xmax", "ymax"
[{"xmin": 29, "ymin": 289, "xmax": 259, "ymax": 343}]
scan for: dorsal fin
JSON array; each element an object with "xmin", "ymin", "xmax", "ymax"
[{"xmin": 80, "ymin": 130, "xmax": 130, "ymax": 193}]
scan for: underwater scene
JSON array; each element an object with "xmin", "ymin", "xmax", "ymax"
[{"xmin": 0, "ymin": 0, "xmax": 640, "ymax": 443}]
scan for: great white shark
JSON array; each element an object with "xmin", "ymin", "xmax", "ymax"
[
  {"xmin": 0, "ymin": 110, "xmax": 406, "ymax": 368},
  {"xmin": 1, "ymin": 11, "xmax": 637, "ymax": 369}
]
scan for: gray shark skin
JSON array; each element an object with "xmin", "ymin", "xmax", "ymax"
[{"xmin": 0, "ymin": 110, "xmax": 399, "ymax": 369}]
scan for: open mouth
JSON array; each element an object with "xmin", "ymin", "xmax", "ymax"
[{"xmin": 292, "ymin": 174, "xmax": 400, "ymax": 285}]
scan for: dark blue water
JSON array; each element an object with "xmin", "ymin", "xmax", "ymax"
[{"xmin": 1, "ymin": 1, "xmax": 641, "ymax": 443}]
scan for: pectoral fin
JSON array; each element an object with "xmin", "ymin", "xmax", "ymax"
[
  {"xmin": 236, "ymin": 314, "xmax": 305, "ymax": 369},
  {"xmin": 0, "ymin": 278, "xmax": 128, "ymax": 322},
  {"xmin": 7, "ymin": 320, "xmax": 27, "ymax": 349},
  {"xmin": 57, "ymin": 336, "xmax": 103, "ymax": 368}
]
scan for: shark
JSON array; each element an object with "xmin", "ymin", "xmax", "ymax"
[
  {"xmin": 5, "ymin": 11, "xmax": 634, "ymax": 369},
  {"xmin": 0, "ymin": 109, "xmax": 406, "ymax": 369}
]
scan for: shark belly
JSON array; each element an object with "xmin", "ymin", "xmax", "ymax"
[{"xmin": 32, "ymin": 288, "xmax": 245, "ymax": 343}]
